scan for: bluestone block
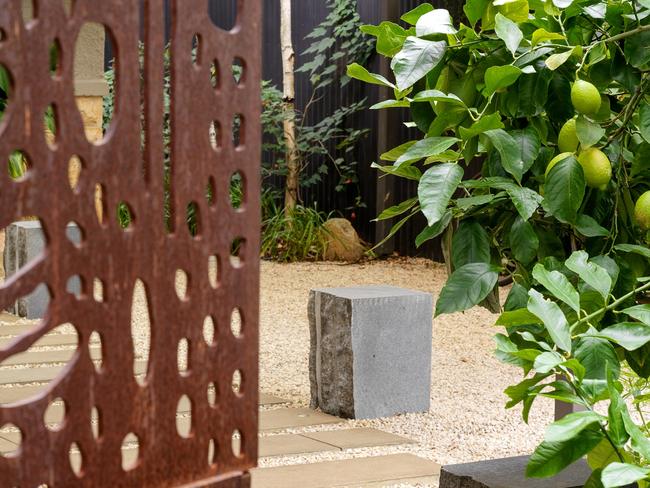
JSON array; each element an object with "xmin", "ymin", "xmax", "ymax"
[{"xmin": 309, "ymin": 285, "xmax": 433, "ymax": 420}]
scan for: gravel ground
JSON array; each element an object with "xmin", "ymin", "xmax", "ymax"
[{"xmin": 258, "ymin": 257, "xmax": 555, "ymax": 482}]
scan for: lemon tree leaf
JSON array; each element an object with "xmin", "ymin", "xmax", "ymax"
[
  {"xmin": 484, "ymin": 65, "xmax": 523, "ymax": 96},
  {"xmin": 527, "ymin": 429, "xmax": 603, "ymax": 478},
  {"xmin": 347, "ymin": 63, "xmax": 395, "ymax": 88},
  {"xmin": 391, "ymin": 37, "xmax": 447, "ymax": 91},
  {"xmin": 566, "ymin": 250, "xmax": 612, "ymax": 300},
  {"xmin": 532, "ymin": 28, "xmax": 565, "ymax": 46},
  {"xmin": 416, "ymin": 9, "xmax": 457, "ymax": 36},
  {"xmin": 495, "ymin": 13, "xmax": 523, "ymax": 56},
  {"xmin": 435, "ymin": 263, "xmax": 501, "ymax": 316},
  {"xmin": 596, "ymin": 323, "xmax": 650, "ymax": 351},
  {"xmin": 528, "ymin": 289, "xmax": 572, "ymax": 352},
  {"xmin": 532, "ymin": 263, "xmax": 580, "ymax": 313},
  {"xmin": 396, "ymin": 137, "xmax": 459, "ymax": 166},
  {"xmin": 542, "ymin": 156, "xmax": 585, "ymax": 224},
  {"xmin": 545, "ymin": 49, "xmax": 575, "ymax": 70},
  {"xmin": 418, "ymin": 163, "xmax": 464, "ymax": 226},
  {"xmin": 601, "ymin": 463, "xmax": 650, "ymax": 488},
  {"xmin": 452, "ymin": 220, "xmax": 491, "ymax": 268},
  {"xmin": 576, "ymin": 116, "xmax": 605, "ymax": 148}
]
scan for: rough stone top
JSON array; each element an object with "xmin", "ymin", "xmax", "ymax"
[{"xmin": 311, "ymin": 285, "xmax": 430, "ymax": 300}]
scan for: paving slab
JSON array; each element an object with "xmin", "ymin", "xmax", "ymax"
[
  {"xmin": 259, "ymin": 408, "xmax": 342, "ymax": 431},
  {"xmin": 259, "ymin": 393, "xmax": 288, "ymax": 405},
  {"xmin": 440, "ymin": 456, "xmax": 594, "ymax": 488},
  {"xmin": 0, "ymin": 334, "xmax": 79, "ymax": 348},
  {"xmin": 0, "ymin": 360, "xmax": 146, "ymax": 385},
  {"xmin": 251, "ymin": 454, "xmax": 441, "ymax": 488},
  {"xmin": 259, "ymin": 434, "xmax": 337, "ymax": 457},
  {"xmin": 301, "ymin": 428, "xmax": 414, "ymax": 450},
  {"xmin": 0, "ymin": 312, "xmax": 22, "ymax": 324},
  {"xmin": 0, "ymin": 434, "xmax": 19, "ymax": 454},
  {"xmin": 1, "ymin": 346, "xmax": 101, "ymax": 366}
]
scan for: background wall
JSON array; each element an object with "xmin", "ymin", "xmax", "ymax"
[{"xmin": 105, "ymin": 0, "xmax": 464, "ymax": 259}]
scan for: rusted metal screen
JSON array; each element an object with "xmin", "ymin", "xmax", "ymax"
[{"xmin": 0, "ymin": 0, "xmax": 261, "ymax": 486}]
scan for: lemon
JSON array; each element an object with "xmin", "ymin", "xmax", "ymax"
[
  {"xmin": 577, "ymin": 148, "xmax": 612, "ymax": 189},
  {"xmin": 634, "ymin": 191, "xmax": 650, "ymax": 230},
  {"xmin": 558, "ymin": 118, "xmax": 579, "ymax": 153},
  {"xmin": 545, "ymin": 152, "xmax": 575, "ymax": 178},
  {"xmin": 571, "ymin": 80, "xmax": 601, "ymax": 116}
]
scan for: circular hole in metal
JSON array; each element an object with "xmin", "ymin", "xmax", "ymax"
[
  {"xmin": 49, "ymin": 39, "xmax": 62, "ymax": 77},
  {"xmin": 68, "ymin": 155, "xmax": 83, "ymax": 191},
  {"xmin": 186, "ymin": 201, "xmax": 200, "ymax": 237},
  {"xmin": 93, "ymin": 278, "xmax": 104, "ymax": 302},
  {"xmin": 230, "ymin": 172, "xmax": 244, "ymax": 209},
  {"xmin": 91, "ymin": 406, "xmax": 101, "ymax": 440},
  {"xmin": 232, "ymin": 114, "xmax": 244, "ymax": 147},
  {"xmin": 210, "ymin": 120, "xmax": 222, "ymax": 151},
  {"xmin": 210, "ymin": 59, "xmax": 219, "ymax": 89},
  {"xmin": 230, "ymin": 238, "xmax": 245, "ymax": 268},
  {"xmin": 206, "ymin": 177, "xmax": 216, "ymax": 206},
  {"xmin": 8, "ymin": 149, "xmax": 30, "ymax": 181},
  {"xmin": 44, "ymin": 104, "xmax": 58, "ymax": 148},
  {"xmin": 208, "ymin": 255, "xmax": 219, "ymax": 289},
  {"xmin": 232, "ymin": 57, "xmax": 244, "ymax": 85},
  {"xmin": 117, "ymin": 201, "xmax": 134, "ymax": 230},
  {"xmin": 175, "ymin": 269, "xmax": 188, "ymax": 300},
  {"xmin": 208, "ymin": 438, "xmax": 217, "ymax": 466},
  {"xmin": 191, "ymin": 33, "xmax": 201, "ymax": 64},
  {"xmin": 0, "ymin": 424, "xmax": 21, "ymax": 457},
  {"xmin": 232, "ymin": 429, "xmax": 242, "ymax": 458},
  {"xmin": 207, "ymin": 381, "xmax": 218, "ymax": 407}
]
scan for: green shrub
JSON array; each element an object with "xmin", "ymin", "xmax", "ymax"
[{"xmin": 352, "ymin": 1, "xmax": 650, "ymax": 485}]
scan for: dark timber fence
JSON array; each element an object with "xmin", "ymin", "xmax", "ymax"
[{"xmin": 106, "ymin": 1, "xmax": 464, "ymax": 259}]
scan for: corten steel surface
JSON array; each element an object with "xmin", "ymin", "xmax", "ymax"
[{"xmin": 0, "ymin": 0, "xmax": 261, "ymax": 486}]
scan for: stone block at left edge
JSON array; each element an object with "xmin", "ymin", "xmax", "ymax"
[{"xmin": 309, "ymin": 285, "xmax": 433, "ymax": 420}]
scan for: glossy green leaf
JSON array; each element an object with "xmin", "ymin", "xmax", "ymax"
[
  {"xmin": 484, "ymin": 65, "xmax": 523, "ymax": 96},
  {"xmin": 371, "ymin": 162, "xmax": 422, "ymax": 181},
  {"xmin": 391, "ymin": 37, "xmax": 447, "ymax": 91},
  {"xmin": 545, "ymin": 411, "xmax": 604, "ymax": 443},
  {"xmin": 496, "ymin": 308, "xmax": 540, "ymax": 326},
  {"xmin": 615, "ymin": 244, "xmax": 650, "ymax": 259},
  {"xmin": 418, "ymin": 163, "xmax": 464, "ymax": 226},
  {"xmin": 495, "ymin": 13, "xmax": 523, "ymax": 56},
  {"xmin": 597, "ymin": 322, "xmax": 650, "ymax": 351},
  {"xmin": 361, "ymin": 22, "xmax": 409, "ymax": 58},
  {"xmin": 527, "ymin": 429, "xmax": 603, "ymax": 478},
  {"xmin": 542, "ymin": 156, "xmax": 585, "ymax": 224},
  {"xmin": 415, "ymin": 210, "xmax": 452, "ymax": 247},
  {"xmin": 484, "ymin": 129, "xmax": 523, "ymax": 182},
  {"xmin": 416, "ymin": 9, "xmax": 457, "ymax": 36},
  {"xmin": 435, "ymin": 263, "xmax": 501, "ymax": 316},
  {"xmin": 396, "ymin": 137, "xmax": 459, "ymax": 166},
  {"xmin": 625, "ymin": 30, "xmax": 650, "ymax": 68},
  {"xmin": 545, "ymin": 49, "xmax": 575, "ymax": 70},
  {"xmin": 528, "ymin": 289, "xmax": 572, "ymax": 352},
  {"xmin": 458, "ymin": 113, "xmax": 505, "ymax": 140},
  {"xmin": 622, "ymin": 304, "xmax": 650, "ymax": 324},
  {"xmin": 532, "ymin": 263, "xmax": 580, "ymax": 313},
  {"xmin": 533, "ymin": 351, "xmax": 564, "ymax": 373},
  {"xmin": 640, "ymin": 102, "xmax": 650, "ymax": 144},
  {"xmin": 566, "ymin": 251, "xmax": 612, "ymax": 301},
  {"xmin": 531, "ymin": 28, "xmax": 565, "ymax": 46},
  {"xmin": 575, "ymin": 214, "xmax": 609, "ymax": 237},
  {"xmin": 452, "ymin": 220, "xmax": 491, "ymax": 268},
  {"xmin": 400, "ymin": 3, "xmax": 434, "ymax": 25},
  {"xmin": 576, "ymin": 116, "xmax": 606, "ymax": 148},
  {"xmin": 347, "ymin": 63, "xmax": 395, "ymax": 88},
  {"xmin": 376, "ymin": 198, "xmax": 418, "ymax": 221},
  {"xmin": 510, "ymin": 216, "xmax": 539, "ymax": 264},
  {"xmin": 601, "ymin": 463, "xmax": 650, "ymax": 488}
]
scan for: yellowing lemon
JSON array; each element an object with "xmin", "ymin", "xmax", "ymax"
[
  {"xmin": 634, "ymin": 191, "xmax": 650, "ymax": 230},
  {"xmin": 558, "ymin": 118, "xmax": 579, "ymax": 153},
  {"xmin": 545, "ymin": 152, "xmax": 575, "ymax": 178},
  {"xmin": 577, "ymin": 148, "xmax": 612, "ymax": 190},
  {"xmin": 571, "ymin": 80, "xmax": 601, "ymax": 116}
]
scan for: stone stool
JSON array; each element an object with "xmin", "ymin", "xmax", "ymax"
[{"xmin": 309, "ymin": 285, "xmax": 433, "ymax": 419}]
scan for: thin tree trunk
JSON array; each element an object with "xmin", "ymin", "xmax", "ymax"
[{"xmin": 281, "ymin": 0, "xmax": 299, "ymax": 215}]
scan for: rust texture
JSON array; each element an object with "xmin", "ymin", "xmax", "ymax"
[{"xmin": 0, "ymin": 0, "xmax": 261, "ymax": 486}]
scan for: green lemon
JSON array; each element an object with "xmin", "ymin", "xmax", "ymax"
[
  {"xmin": 558, "ymin": 118, "xmax": 579, "ymax": 153},
  {"xmin": 634, "ymin": 191, "xmax": 650, "ymax": 230},
  {"xmin": 577, "ymin": 148, "xmax": 612, "ymax": 189},
  {"xmin": 545, "ymin": 152, "xmax": 575, "ymax": 178},
  {"xmin": 571, "ymin": 80, "xmax": 602, "ymax": 116}
]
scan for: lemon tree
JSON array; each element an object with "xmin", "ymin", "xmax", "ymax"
[{"xmin": 350, "ymin": 1, "xmax": 650, "ymax": 485}]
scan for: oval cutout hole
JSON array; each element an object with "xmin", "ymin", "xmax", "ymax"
[
  {"xmin": 175, "ymin": 269, "xmax": 188, "ymax": 300},
  {"xmin": 186, "ymin": 202, "xmax": 200, "ymax": 237},
  {"xmin": 206, "ymin": 177, "xmax": 216, "ymax": 206},
  {"xmin": 44, "ymin": 397, "xmax": 66, "ymax": 431},
  {"xmin": 93, "ymin": 278, "xmax": 104, "ymax": 302},
  {"xmin": 0, "ymin": 63, "xmax": 12, "ymax": 126},
  {"xmin": 75, "ymin": 23, "xmax": 115, "ymax": 144},
  {"xmin": 208, "ymin": 0, "xmax": 238, "ymax": 31},
  {"xmin": 8, "ymin": 149, "xmax": 30, "ymax": 180},
  {"xmin": 210, "ymin": 121, "xmax": 222, "ymax": 151},
  {"xmin": 69, "ymin": 442, "xmax": 83, "ymax": 477},
  {"xmin": 177, "ymin": 338, "xmax": 189, "ymax": 375},
  {"xmin": 230, "ymin": 172, "xmax": 244, "ymax": 209},
  {"xmin": 208, "ymin": 255, "xmax": 219, "ymax": 289},
  {"xmin": 68, "ymin": 155, "xmax": 83, "ymax": 191},
  {"xmin": 232, "ymin": 370, "xmax": 242, "ymax": 396},
  {"xmin": 49, "ymin": 40, "xmax": 61, "ymax": 77},
  {"xmin": 207, "ymin": 381, "xmax": 218, "ymax": 407},
  {"xmin": 95, "ymin": 184, "xmax": 105, "ymax": 225},
  {"xmin": 132, "ymin": 279, "xmax": 151, "ymax": 386},
  {"xmin": 121, "ymin": 433, "xmax": 140, "ymax": 471},
  {"xmin": 0, "ymin": 424, "xmax": 21, "ymax": 457},
  {"xmin": 176, "ymin": 395, "xmax": 192, "ymax": 438},
  {"xmin": 210, "ymin": 60, "xmax": 220, "ymax": 89},
  {"xmin": 66, "ymin": 275, "xmax": 83, "ymax": 299},
  {"xmin": 117, "ymin": 201, "xmax": 134, "ymax": 229},
  {"xmin": 203, "ymin": 316, "xmax": 215, "ymax": 346},
  {"xmin": 89, "ymin": 331, "xmax": 103, "ymax": 372},
  {"xmin": 191, "ymin": 34, "xmax": 201, "ymax": 64},
  {"xmin": 232, "ymin": 429, "xmax": 242, "ymax": 458},
  {"xmin": 231, "ymin": 308, "xmax": 242, "ymax": 338},
  {"xmin": 208, "ymin": 438, "xmax": 217, "ymax": 466},
  {"xmin": 232, "ymin": 57, "xmax": 244, "ymax": 85},
  {"xmin": 230, "ymin": 238, "xmax": 245, "ymax": 268},
  {"xmin": 91, "ymin": 406, "xmax": 101, "ymax": 440},
  {"xmin": 232, "ymin": 114, "xmax": 244, "ymax": 147},
  {"xmin": 44, "ymin": 104, "xmax": 57, "ymax": 148}
]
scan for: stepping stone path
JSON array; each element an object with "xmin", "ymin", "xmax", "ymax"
[{"xmin": 0, "ymin": 313, "xmax": 441, "ymax": 487}]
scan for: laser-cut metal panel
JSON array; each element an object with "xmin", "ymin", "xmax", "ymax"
[{"xmin": 0, "ymin": 0, "xmax": 261, "ymax": 486}]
